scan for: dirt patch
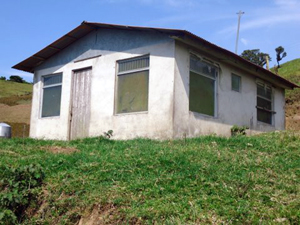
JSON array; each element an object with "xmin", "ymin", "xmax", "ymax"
[
  {"xmin": 0, "ymin": 93, "xmax": 32, "ymax": 106},
  {"xmin": 285, "ymin": 100, "xmax": 300, "ymax": 131},
  {"xmin": 41, "ymin": 146, "xmax": 78, "ymax": 154},
  {"xmin": 78, "ymin": 204, "xmax": 137, "ymax": 225},
  {"xmin": 0, "ymin": 103, "xmax": 31, "ymax": 124}
]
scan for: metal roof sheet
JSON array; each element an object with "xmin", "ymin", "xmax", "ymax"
[{"xmin": 12, "ymin": 21, "xmax": 298, "ymax": 89}]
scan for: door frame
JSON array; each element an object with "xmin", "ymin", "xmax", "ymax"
[{"xmin": 68, "ymin": 66, "xmax": 92, "ymax": 140}]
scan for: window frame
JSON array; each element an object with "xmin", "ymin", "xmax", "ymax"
[
  {"xmin": 114, "ymin": 54, "xmax": 150, "ymax": 115},
  {"xmin": 256, "ymin": 81, "xmax": 275, "ymax": 125},
  {"xmin": 40, "ymin": 73, "xmax": 63, "ymax": 118},
  {"xmin": 189, "ymin": 53, "xmax": 218, "ymax": 118},
  {"xmin": 231, "ymin": 73, "xmax": 241, "ymax": 92}
]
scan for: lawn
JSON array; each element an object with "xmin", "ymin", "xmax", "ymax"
[{"xmin": 0, "ymin": 132, "xmax": 299, "ymax": 224}]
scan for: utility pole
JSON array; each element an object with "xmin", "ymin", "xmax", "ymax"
[
  {"xmin": 265, "ymin": 55, "xmax": 270, "ymax": 70},
  {"xmin": 235, "ymin": 10, "xmax": 245, "ymax": 54}
]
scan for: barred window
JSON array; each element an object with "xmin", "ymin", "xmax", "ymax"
[{"xmin": 257, "ymin": 82, "xmax": 274, "ymax": 125}]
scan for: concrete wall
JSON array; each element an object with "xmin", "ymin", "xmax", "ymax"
[
  {"xmin": 31, "ymin": 29, "xmax": 175, "ymax": 140},
  {"xmin": 173, "ymin": 41, "xmax": 285, "ymax": 138},
  {"xmin": 30, "ymin": 29, "xmax": 285, "ymax": 140}
]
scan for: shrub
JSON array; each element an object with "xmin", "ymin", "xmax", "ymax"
[
  {"xmin": 8, "ymin": 76, "xmax": 26, "ymax": 83},
  {"xmin": 103, "ymin": 130, "xmax": 113, "ymax": 139},
  {"xmin": 0, "ymin": 164, "xmax": 45, "ymax": 223},
  {"xmin": 231, "ymin": 125, "xmax": 249, "ymax": 136}
]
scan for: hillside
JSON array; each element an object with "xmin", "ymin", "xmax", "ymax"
[
  {"xmin": 0, "ymin": 80, "xmax": 32, "ymax": 98},
  {"xmin": 0, "ymin": 80, "xmax": 32, "ymax": 137},
  {"xmin": 0, "ymin": 132, "xmax": 299, "ymax": 224},
  {"xmin": 272, "ymin": 59, "xmax": 300, "ymax": 130}
]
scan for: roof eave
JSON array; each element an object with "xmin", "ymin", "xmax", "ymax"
[
  {"xmin": 173, "ymin": 32, "xmax": 298, "ymax": 90},
  {"xmin": 12, "ymin": 22, "xmax": 95, "ymax": 73},
  {"xmin": 11, "ymin": 21, "xmax": 299, "ymax": 89}
]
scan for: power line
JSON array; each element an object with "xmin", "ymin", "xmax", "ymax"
[{"xmin": 235, "ymin": 10, "xmax": 245, "ymax": 54}]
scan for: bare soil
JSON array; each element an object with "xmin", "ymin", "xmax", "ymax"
[
  {"xmin": 0, "ymin": 103, "xmax": 31, "ymax": 123},
  {"xmin": 40, "ymin": 146, "xmax": 78, "ymax": 154},
  {"xmin": 78, "ymin": 204, "xmax": 140, "ymax": 225},
  {"xmin": 285, "ymin": 100, "xmax": 300, "ymax": 131}
]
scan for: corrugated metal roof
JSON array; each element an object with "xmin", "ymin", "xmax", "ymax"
[{"xmin": 12, "ymin": 21, "xmax": 298, "ymax": 89}]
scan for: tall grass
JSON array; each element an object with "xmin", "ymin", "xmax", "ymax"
[{"xmin": 0, "ymin": 132, "xmax": 299, "ymax": 224}]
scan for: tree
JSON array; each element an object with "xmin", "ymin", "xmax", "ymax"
[
  {"xmin": 9, "ymin": 75, "xmax": 25, "ymax": 83},
  {"xmin": 0, "ymin": 76, "xmax": 6, "ymax": 80},
  {"xmin": 240, "ymin": 49, "xmax": 271, "ymax": 67},
  {"xmin": 275, "ymin": 46, "xmax": 287, "ymax": 68}
]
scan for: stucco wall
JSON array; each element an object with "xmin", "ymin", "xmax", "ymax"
[
  {"xmin": 173, "ymin": 41, "xmax": 285, "ymax": 138},
  {"xmin": 31, "ymin": 29, "xmax": 175, "ymax": 140},
  {"xmin": 30, "ymin": 29, "xmax": 285, "ymax": 140}
]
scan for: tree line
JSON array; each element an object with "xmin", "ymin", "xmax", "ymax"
[
  {"xmin": 240, "ymin": 46, "xmax": 287, "ymax": 69},
  {"xmin": 0, "ymin": 75, "xmax": 29, "ymax": 83}
]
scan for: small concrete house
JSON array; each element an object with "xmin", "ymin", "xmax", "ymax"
[{"xmin": 13, "ymin": 22, "xmax": 298, "ymax": 140}]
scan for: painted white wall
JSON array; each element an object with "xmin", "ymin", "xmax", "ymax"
[
  {"xmin": 31, "ymin": 29, "xmax": 175, "ymax": 140},
  {"xmin": 30, "ymin": 29, "xmax": 286, "ymax": 140},
  {"xmin": 173, "ymin": 41, "xmax": 285, "ymax": 138}
]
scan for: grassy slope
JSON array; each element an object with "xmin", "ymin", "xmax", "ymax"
[
  {"xmin": 0, "ymin": 80, "xmax": 32, "ymax": 137},
  {"xmin": 0, "ymin": 132, "xmax": 299, "ymax": 224},
  {"xmin": 271, "ymin": 59, "xmax": 300, "ymax": 130},
  {"xmin": 0, "ymin": 80, "xmax": 32, "ymax": 98},
  {"xmin": 275, "ymin": 58, "xmax": 300, "ymax": 102}
]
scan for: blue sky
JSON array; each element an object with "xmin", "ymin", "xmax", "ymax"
[{"xmin": 1, "ymin": 0, "xmax": 299, "ymax": 82}]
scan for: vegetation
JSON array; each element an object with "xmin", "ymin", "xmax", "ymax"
[
  {"xmin": 275, "ymin": 46, "xmax": 287, "ymax": 68},
  {"xmin": 8, "ymin": 76, "xmax": 27, "ymax": 84},
  {"xmin": 0, "ymin": 132, "xmax": 299, "ymax": 224},
  {"xmin": 0, "ymin": 80, "xmax": 32, "ymax": 98},
  {"xmin": 271, "ymin": 58, "xmax": 300, "ymax": 130},
  {"xmin": 240, "ymin": 49, "xmax": 271, "ymax": 67},
  {"xmin": 0, "ymin": 164, "xmax": 45, "ymax": 224},
  {"xmin": 272, "ymin": 58, "xmax": 300, "ymax": 102},
  {"xmin": 0, "ymin": 80, "xmax": 32, "ymax": 138},
  {"xmin": 230, "ymin": 125, "xmax": 248, "ymax": 136}
]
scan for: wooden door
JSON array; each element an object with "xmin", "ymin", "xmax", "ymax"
[{"xmin": 70, "ymin": 68, "xmax": 92, "ymax": 140}]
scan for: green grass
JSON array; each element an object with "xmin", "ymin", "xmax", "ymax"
[
  {"xmin": 0, "ymin": 80, "xmax": 32, "ymax": 98},
  {"xmin": 1, "ymin": 132, "xmax": 299, "ymax": 224},
  {"xmin": 274, "ymin": 58, "xmax": 300, "ymax": 85},
  {"xmin": 271, "ymin": 58, "xmax": 300, "ymax": 103}
]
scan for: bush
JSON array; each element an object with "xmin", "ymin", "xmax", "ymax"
[
  {"xmin": 231, "ymin": 125, "xmax": 249, "ymax": 136},
  {"xmin": 0, "ymin": 164, "xmax": 45, "ymax": 223},
  {"xmin": 8, "ymin": 76, "xmax": 26, "ymax": 83}
]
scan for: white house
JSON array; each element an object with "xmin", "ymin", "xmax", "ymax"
[{"xmin": 13, "ymin": 22, "xmax": 298, "ymax": 140}]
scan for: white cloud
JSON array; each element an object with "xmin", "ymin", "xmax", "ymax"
[
  {"xmin": 218, "ymin": 0, "xmax": 300, "ymax": 35},
  {"xmin": 241, "ymin": 38, "xmax": 248, "ymax": 46},
  {"xmin": 101, "ymin": 0, "xmax": 223, "ymax": 8}
]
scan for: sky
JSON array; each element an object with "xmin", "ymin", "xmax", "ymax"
[{"xmin": 0, "ymin": 0, "xmax": 299, "ymax": 82}]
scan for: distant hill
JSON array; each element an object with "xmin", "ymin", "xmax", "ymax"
[
  {"xmin": 271, "ymin": 58, "xmax": 300, "ymax": 130},
  {"xmin": 0, "ymin": 80, "xmax": 32, "ymax": 98},
  {"xmin": 0, "ymin": 80, "xmax": 33, "ymax": 137}
]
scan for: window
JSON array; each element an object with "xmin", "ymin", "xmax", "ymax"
[
  {"xmin": 232, "ymin": 74, "xmax": 241, "ymax": 92},
  {"xmin": 256, "ymin": 82, "xmax": 274, "ymax": 125},
  {"xmin": 41, "ymin": 74, "xmax": 62, "ymax": 118},
  {"xmin": 116, "ymin": 55, "xmax": 149, "ymax": 114},
  {"xmin": 189, "ymin": 54, "xmax": 218, "ymax": 116}
]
